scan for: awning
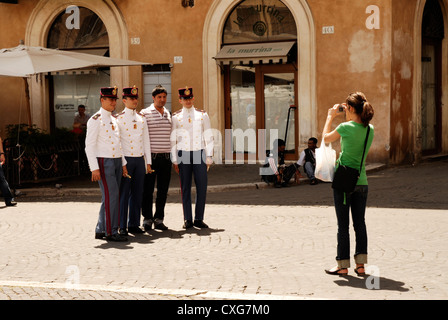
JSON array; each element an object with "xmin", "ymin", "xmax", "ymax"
[{"xmin": 213, "ymin": 41, "xmax": 295, "ymax": 65}]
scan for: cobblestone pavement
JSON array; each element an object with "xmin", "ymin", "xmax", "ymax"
[{"xmin": 1, "ymin": 160, "xmax": 448, "ymax": 302}]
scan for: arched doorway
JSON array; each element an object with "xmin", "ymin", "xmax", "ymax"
[
  {"xmin": 47, "ymin": 7, "xmax": 110, "ymax": 131},
  {"xmin": 217, "ymin": 0, "xmax": 298, "ymax": 160},
  {"xmin": 203, "ymin": 0, "xmax": 315, "ymax": 163},
  {"xmin": 421, "ymin": 0, "xmax": 445, "ymax": 155},
  {"xmin": 24, "ymin": 0, "xmax": 131, "ymax": 132}
]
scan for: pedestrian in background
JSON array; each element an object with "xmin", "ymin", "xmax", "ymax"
[
  {"xmin": 116, "ymin": 86, "xmax": 152, "ymax": 235},
  {"xmin": 297, "ymin": 137, "xmax": 318, "ymax": 185},
  {"xmin": 262, "ymin": 139, "xmax": 299, "ymax": 188},
  {"xmin": 0, "ymin": 136, "xmax": 17, "ymax": 207},
  {"xmin": 141, "ymin": 85, "xmax": 172, "ymax": 231},
  {"xmin": 73, "ymin": 104, "xmax": 90, "ymax": 134},
  {"xmin": 85, "ymin": 87, "xmax": 129, "ymax": 242},
  {"xmin": 171, "ymin": 86, "xmax": 214, "ymax": 229},
  {"xmin": 322, "ymin": 92, "xmax": 374, "ymax": 276}
]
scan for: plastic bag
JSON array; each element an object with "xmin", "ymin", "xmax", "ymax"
[{"xmin": 314, "ymin": 142, "xmax": 336, "ymax": 182}]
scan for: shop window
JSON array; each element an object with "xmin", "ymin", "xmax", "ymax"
[{"xmin": 222, "ymin": 1, "xmax": 298, "ymax": 160}]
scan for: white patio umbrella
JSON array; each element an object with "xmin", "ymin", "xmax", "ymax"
[
  {"xmin": 0, "ymin": 44, "xmax": 149, "ymax": 77},
  {"xmin": 0, "ymin": 44, "xmax": 150, "ymax": 124}
]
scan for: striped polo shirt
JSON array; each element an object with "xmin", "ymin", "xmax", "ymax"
[{"xmin": 141, "ymin": 104, "xmax": 172, "ymax": 153}]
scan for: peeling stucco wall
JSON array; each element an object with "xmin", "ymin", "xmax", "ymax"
[
  {"xmin": 390, "ymin": 1, "xmax": 416, "ymax": 164},
  {"xmin": 312, "ymin": 0, "xmax": 391, "ymax": 163}
]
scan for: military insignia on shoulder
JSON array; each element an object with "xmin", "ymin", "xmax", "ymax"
[
  {"xmin": 173, "ymin": 109, "xmax": 182, "ymax": 116},
  {"xmin": 195, "ymin": 108, "xmax": 206, "ymax": 113},
  {"xmin": 92, "ymin": 114, "xmax": 101, "ymax": 120}
]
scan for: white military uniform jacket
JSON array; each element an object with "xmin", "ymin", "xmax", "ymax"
[
  {"xmin": 115, "ymin": 107, "xmax": 152, "ymax": 165},
  {"xmin": 170, "ymin": 106, "xmax": 214, "ymax": 164},
  {"xmin": 85, "ymin": 107, "xmax": 127, "ymax": 172}
]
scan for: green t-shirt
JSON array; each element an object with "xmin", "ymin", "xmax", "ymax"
[{"xmin": 336, "ymin": 121, "xmax": 374, "ymax": 185}]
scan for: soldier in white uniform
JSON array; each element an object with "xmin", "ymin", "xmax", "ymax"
[
  {"xmin": 116, "ymin": 86, "xmax": 152, "ymax": 235},
  {"xmin": 85, "ymin": 87, "xmax": 129, "ymax": 242},
  {"xmin": 171, "ymin": 86, "xmax": 214, "ymax": 229}
]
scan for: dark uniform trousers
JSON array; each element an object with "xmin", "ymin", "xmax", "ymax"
[
  {"xmin": 178, "ymin": 150, "xmax": 207, "ymax": 222},
  {"xmin": 119, "ymin": 156, "xmax": 145, "ymax": 229},
  {"xmin": 96, "ymin": 157, "xmax": 122, "ymax": 236},
  {"xmin": 0, "ymin": 164, "xmax": 14, "ymax": 204},
  {"xmin": 142, "ymin": 153, "xmax": 172, "ymax": 222}
]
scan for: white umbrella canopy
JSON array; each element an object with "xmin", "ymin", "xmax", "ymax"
[
  {"xmin": 0, "ymin": 44, "xmax": 150, "ymax": 125},
  {"xmin": 0, "ymin": 44, "xmax": 150, "ymax": 77}
]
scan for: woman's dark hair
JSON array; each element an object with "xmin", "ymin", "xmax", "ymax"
[{"xmin": 346, "ymin": 92, "xmax": 374, "ymax": 127}]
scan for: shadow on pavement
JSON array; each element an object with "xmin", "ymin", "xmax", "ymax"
[
  {"xmin": 93, "ymin": 227, "xmax": 225, "ymax": 249},
  {"xmin": 334, "ymin": 275, "xmax": 409, "ymax": 292}
]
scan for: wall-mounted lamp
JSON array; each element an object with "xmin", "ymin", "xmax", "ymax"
[{"xmin": 182, "ymin": 0, "xmax": 195, "ymax": 8}]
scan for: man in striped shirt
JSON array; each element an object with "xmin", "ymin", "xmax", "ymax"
[{"xmin": 141, "ymin": 85, "xmax": 172, "ymax": 231}]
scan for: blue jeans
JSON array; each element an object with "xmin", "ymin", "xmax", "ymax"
[
  {"xmin": 303, "ymin": 161, "xmax": 315, "ymax": 180},
  {"xmin": 333, "ymin": 185, "xmax": 368, "ymax": 268}
]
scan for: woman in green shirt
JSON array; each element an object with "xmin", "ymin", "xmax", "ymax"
[{"xmin": 322, "ymin": 92, "xmax": 374, "ymax": 276}]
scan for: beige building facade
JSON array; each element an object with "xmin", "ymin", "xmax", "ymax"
[{"xmin": 0, "ymin": 0, "xmax": 447, "ymax": 165}]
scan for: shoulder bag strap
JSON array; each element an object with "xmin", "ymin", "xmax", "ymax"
[{"xmin": 359, "ymin": 125, "xmax": 371, "ymax": 172}]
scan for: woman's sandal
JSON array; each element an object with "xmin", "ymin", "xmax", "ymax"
[
  {"xmin": 354, "ymin": 266, "xmax": 366, "ymax": 276},
  {"xmin": 325, "ymin": 267, "xmax": 348, "ymax": 276}
]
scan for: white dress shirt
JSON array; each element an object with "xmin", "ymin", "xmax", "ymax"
[
  {"xmin": 85, "ymin": 107, "xmax": 127, "ymax": 172},
  {"xmin": 115, "ymin": 107, "xmax": 152, "ymax": 164},
  {"xmin": 170, "ymin": 106, "xmax": 214, "ymax": 164}
]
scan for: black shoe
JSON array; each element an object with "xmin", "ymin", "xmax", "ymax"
[
  {"xmin": 183, "ymin": 220, "xmax": 193, "ymax": 229},
  {"xmin": 105, "ymin": 234, "xmax": 128, "ymax": 242},
  {"xmin": 143, "ymin": 223, "xmax": 152, "ymax": 231},
  {"xmin": 310, "ymin": 179, "xmax": 318, "ymax": 185},
  {"xmin": 154, "ymin": 222, "xmax": 168, "ymax": 231},
  {"xmin": 128, "ymin": 226, "xmax": 144, "ymax": 234},
  {"xmin": 281, "ymin": 182, "xmax": 290, "ymax": 187},
  {"xmin": 193, "ymin": 220, "xmax": 209, "ymax": 229},
  {"xmin": 6, "ymin": 201, "xmax": 17, "ymax": 207},
  {"xmin": 143, "ymin": 219, "xmax": 153, "ymax": 231},
  {"xmin": 119, "ymin": 228, "xmax": 128, "ymax": 236},
  {"xmin": 95, "ymin": 232, "xmax": 105, "ymax": 239}
]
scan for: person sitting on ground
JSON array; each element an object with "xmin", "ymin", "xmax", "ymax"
[
  {"xmin": 297, "ymin": 137, "xmax": 318, "ymax": 185},
  {"xmin": 261, "ymin": 139, "xmax": 301, "ymax": 188}
]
